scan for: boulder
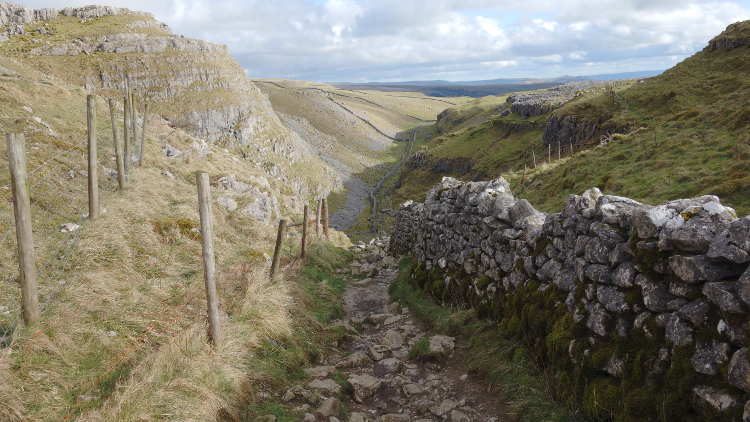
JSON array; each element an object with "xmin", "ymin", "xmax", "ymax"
[{"xmin": 430, "ymin": 399, "xmax": 457, "ymax": 417}]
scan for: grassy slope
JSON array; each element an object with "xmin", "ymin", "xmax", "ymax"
[
  {"xmin": 391, "ymin": 21, "xmax": 750, "ymax": 217},
  {"xmin": 0, "ymin": 44, "xmax": 355, "ymax": 421},
  {"xmin": 516, "ymin": 23, "xmax": 750, "ymax": 215}
]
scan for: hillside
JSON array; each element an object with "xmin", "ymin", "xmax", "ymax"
[
  {"xmin": 0, "ymin": 4, "xmax": 357, "ymax": 420},
  {"xmin": 0, "ymin": 3, "xmax": 341, "ymax": 204},
  {"xmin": 389, "ymin": 20, "xmax": 750, "ymax": 224},
  {"xmin": 255, "ymin": 79, "xmax": 474, "ymax": 236}
]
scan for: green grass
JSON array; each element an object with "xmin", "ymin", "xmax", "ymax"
[
  {"xmin": 389, "ymin": 257, "xmax": 571, "ymax": 422},
  {"xmin": 389, "ymin": 22, "xmax": 750, "ymax": 218}
]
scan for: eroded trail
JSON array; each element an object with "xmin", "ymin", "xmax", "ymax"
[{"xmin": 281, "ymin": 241, "xmax": 507, "ymax": 422}]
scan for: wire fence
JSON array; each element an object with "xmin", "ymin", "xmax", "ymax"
[{"xmin": 0, "ymin": 122, "xmax": 127, "ymax": 347}]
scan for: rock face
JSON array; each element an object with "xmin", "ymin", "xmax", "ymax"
[
  {"xmin": 390, "ymin": 176, "xmax": 750, "ymax": 420},
  {"xmin": 0, "ymin": 4, "xmax": 342, "ymax": 202}
]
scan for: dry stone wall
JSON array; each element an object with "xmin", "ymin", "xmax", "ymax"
[{"xmin": 390, "ymin": 176, "xmax": 750, "ymax": 420}]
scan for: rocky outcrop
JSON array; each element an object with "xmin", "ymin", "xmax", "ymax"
[
  {"xmin": 506, "ymin": 80, "xmax": 614, "ymax": 119},
  {"xmin": 390, "ymin": 176, "xmax": 750, "ymax": 420}
]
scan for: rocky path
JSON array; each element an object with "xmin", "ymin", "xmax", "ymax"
[{"xmin": 276, "ymin": 240, "xmax": 507, "ymax": 422}]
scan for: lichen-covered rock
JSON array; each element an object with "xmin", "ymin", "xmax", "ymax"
[
  {"xmin": 703, "ymin": 282, "xmax": 745, "ymax": 314},
  {"xmin": 596, "ymin": 286, "xmax": 629, "ymax": 313},
  {"xmin": 728, "ymin": 348, "xmax": 750, "ymax": 392},
  {"xmin": 666, "ymin": 314, "xmax": 693, "ymax": 346},
  {"xmin": 586, "ymin": 302, "xmax": 610, "ymax": 337},
  {"xmin": 669, "ymin": 255, "xmax": 743, "ymax": 283},
  {"xmin": 595, "ymin": 195, "xmax": 646, "ymax": 229},
  {"xmin": 676, "ymin": 299, "xmax": 711, "ymax": 325},
  {"xmin": 633, "ymin": 205, "xmax": 678, "ymax": 239},
  {"xmin": 691, "ymin": 340, "xmax": 729, "ymax": 375},
  {"xmin": 692, "ymin": 385, "xmax": 740, "ymax": 412},
  {"xmin": 611, "ymin": 261, "xmax": 637, "ymax": 287}
]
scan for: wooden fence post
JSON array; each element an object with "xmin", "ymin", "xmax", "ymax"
[
  {"xmin": 271, "ymin": 219, "xmax": 287, "ymax": 280},
  {"xmin": 322, "ymin": 198, "xmax": 329, "ymax": 238},
  {"xmin": 131, "ymin": 93, "xmax": 137, "ymax": 151},
  {"xmin": 87, "ymin": 95, "xmax": 98, "ymax": 220},
  {"xmin": 533, "ymin": 150, "xmax": 537, "ymax": 171},
  {"xmin": 138, "ymin": 103, "xmax": 150, "ymax": 166},
  {"xmin": 6, "ymin": 133, "xmax": 39, "ymax": 326},
  {"xmin": 316, "ymin": 199, "xmax": 322, "ymax": 236},
  {"xmin": 196, "ymin": 172, "xmax": 221, "ymax": 348},
  {"xmin": 548, "ymin": 143, "xmax": 551, "ymax": 164},
  {"xmin": 123, "ymin": 95, "xmax": 131, "ymax": 175},
  {"xmin": 301, "ymin": 205, "xmax": 309, "ymax": 259},
  {"xmin": 109, "ymin": 99, "xmax": 126, "ymax": 189},
  {"xmin": 558, "ymin": 143, "xmax": 561, "ymax": 161}
]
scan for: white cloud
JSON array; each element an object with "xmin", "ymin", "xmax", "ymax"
[{"xmin": 16, "ymin": 0, "xmax": 750, "ymax": 81}]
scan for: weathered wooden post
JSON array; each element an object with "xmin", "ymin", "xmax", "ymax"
[
  {"xmin": 138, "ymin": 103, "xmax": 150, "ymax": 166},
  {"xmin": 109, "ymin": 99, "xmax": 126, "ymax": 189},
  {"xmin": 123, "ymin": 95, "xmax": 131, "ymax": 175},
  {"xmin": 271, "ymin": 219, "xmax": 287, "ymax": 280},
  {"xmin": 301, "ymin": 205, "xmax": 309, "ymax": 259},
  {"xmin": 322, "ymin": 198, "xmax": 329, "ymax": 238},
  {"xmin": 6, "ymin": 133, "xmax": 39, "ymax": 326},
  {"xmin": 316, "ymin": 199, "xmax": 322, "ymax": 236},
  {"xmin": 87, "ymin": 95, "xmax": 98, "ymax": 220},
  {"xmin": 533, "ymin": 150, "xmax": 537, "ymax": 171},
  {"xmin": 196, "ymin": 172, "xmax": 221, "ymax": 348},
  {"xmin": 558, "ymin": 143, "xmax": 561, "ymax": 161},
  {"xmin": 131, "ymin": 93, "xmax": 137, "ymax": 151},
  {"xmin": 548, "ymin": 143, "xmax": 551, "ymax": 164}
]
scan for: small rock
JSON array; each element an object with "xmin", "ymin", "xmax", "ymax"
[
  {"xmin": 728, "ymin": 348, "xmax": 750, "ymax": 392},
  {"xmin": 376, "ymin": 415, "xmax": 410, "ymax": 422},
  {"xmin": 349, "ymin": 373, "xmax": 381, "ymax": 403},
  {"xmin": 349, "ymin": 413, "xmax": 366, "ymax": 422},
  {"xmin": 254, "ymin": 416, "xmax": 276, "ymax": 422},
  {"xmin": 317, "ymin": 397, "xmax": 341, "ymax": 417},
  {"xmin": 367, "ymin": 344, "xmax": 390, "ymax": 361},
  {"xmin": 381, "ymin": 329, "xmax": 405, "ymax": 349},
  {"xmin": 308, "ymin": 378, "xmax": 342, "ymax": 395},
  {"xmin": 304, "ymin": 413, "xmax": 316, "ymax": 422},
  {"xmin": 378, "ymin": 357, "xmax": 400, "ymax": 372},
  {"xmin": 292, "ymin": 404, "xmax": 310, "ymax": 412},
  {"xmin": 430, "ymin": 399, "xmax": 456, "ymax": 416},
  {"xmin": 335, "ymin": 352, "xmax": 371, "ymax": 369},
  {"xmin": 692, "ymin": 385, "xmax": 740, "ymax": 412},
  {"xmin": 459, "ymin": 374, "xmax": 468, "ymax": 381},
  {"xmin": 330, "ymin": 417, "xmax": 340, "ymax": 422},
  {"xmin": 305, "ymin": 366, "xmax": 336, "ymax": 378},
  {"xmin": 428, "ymin": 335, "xmax": 455, "ymax": 357},
  {"xmin": 59, "ymin": 223, "xmax": 80, "ymax": 233},
  {"xmin": 383, "ymin": 315, "xmax": 404, "ymax": 325},
  {"xmin": 450, "ymin": 410, "xmax": 469, "ymax": 422}
]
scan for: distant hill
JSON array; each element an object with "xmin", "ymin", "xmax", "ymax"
[{"xmin": 331, "ymin": 72, "xmax": 664, "ymax": 98}]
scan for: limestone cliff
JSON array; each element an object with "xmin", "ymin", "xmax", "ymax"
[{"xmin": 0, "ymin": 3, "xmax": 342, "ymax": 200}]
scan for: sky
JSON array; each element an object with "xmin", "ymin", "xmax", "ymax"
[{"xmin": 17, "ymin": 0, "xmax": 750, "ymax": 82}]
